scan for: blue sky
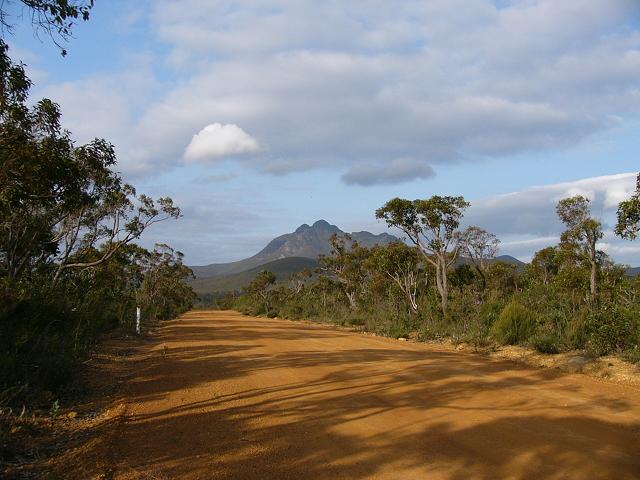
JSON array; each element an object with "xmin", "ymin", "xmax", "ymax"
[{"xmin": 5, "ymin": 0, "xmax": 640, "ymax": 265}]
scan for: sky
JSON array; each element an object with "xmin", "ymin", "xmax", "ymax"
[{"xmin": 4, "ymin": 0, "xmax": 640, "ymax": 265}]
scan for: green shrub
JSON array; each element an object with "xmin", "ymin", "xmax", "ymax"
[
  {"xmin": 346, "ymin": 316, "xmax": 365, "ymax": 326},
  {"xmin": 491, "ymin": 300, "xmax": 536, "ymax": 345},
  {"xmin": 530, "ymin": 333, "xmax": 561, "ymax": 354},
  {"xmin": 567, "ymin": 308, "xmax": 589, "ymax": 349},
  {"xmin": 621, "ymin": 346, "xmax": 640, "ymax": 364},
  {"xmin": 585, "ymin": 305, "xmax": 639, "ymax": 355}
]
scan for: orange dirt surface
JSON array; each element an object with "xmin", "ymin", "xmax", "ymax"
[{"xmin": 111, "ymin": 310, "xmax": 640, "ymax": 480}]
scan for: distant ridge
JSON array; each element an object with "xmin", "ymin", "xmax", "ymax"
[
  {"xmin": 191, "ymin": 220, "xmax": 398, "ymax": 279},
  {"xmin": 190, "ymin": 257, "xmax": 319, "ymax": 296},
  {"xmin": 626, "ymin": 267, "xmax": 640, "ymax": 277}
]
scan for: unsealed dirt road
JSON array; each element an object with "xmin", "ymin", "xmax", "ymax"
[{"xmin": 113, "ymin": 310, "xmax": 640, "ymax": 479}]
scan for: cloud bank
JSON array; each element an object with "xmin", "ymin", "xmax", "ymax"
[
  {"xmin": 464, "ymin": 172, "xmax": 639, "ymax": 262},
  {"xmin": 32, "ymin": 0, "xmax": 640, "ymax": 185}
]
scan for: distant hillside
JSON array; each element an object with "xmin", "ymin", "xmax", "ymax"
[
  {"xmin": 191, "ymin": 219, "xmax": 397, "ymax": 279},
  {"xmin": 457, "ymin": 254, "xmax": 527, "ymax": 270},
  {"xmin": 493, "ymin": 255, "xmax": 527, "ymax": 269},
  {"xmin": 190, "ymin": 257, "xmax": 319, "ymax": 295},
  {"xmin": 626, "ymin": 267, "xmax": 640, "ymax": 277}
]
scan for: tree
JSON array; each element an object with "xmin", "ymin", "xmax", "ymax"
[
  {"xmin": 368, "ymin": 242, "xmax": 422, "ymax": 314},
  {"xmin": 460, "ymin": 226, "xmax": 500, "ymax": 290},
  {"xmin": 0, "ymin": 42, "xmax": 180, "ymax": 282},
  {"xmin": 137, "ymin": 244, "xmax": 196, "ymax": 321},
  {"xmin": 487, "ymin": 261, "xmax": 519, "ymax": 293},
  {"xmin": 615, "ymin": 173, "xmax": 640, "ymax": 240},
  {"xmin": 556, "ymin": 195, "xmax": 603, "ymax": 301},
  {"xmin": 245, "ymin": 270, "xmax": 276, "ymax": 312},
  {"xmin": 528, "ymin": 246, "xmax": 560, "ymax": 286},
  {"xmin": 1, "ymin": 1, "xmax": 94, "ymax": 55},
  {"xmin": 449, "ymin": 264, "xmax": 477, "ymax": 293},
  {"xmin": 376, "ymin": 196, "xmax": 469, "ymax": 314},
  {"xmin": 319, "ymin": 234, "xmax": 370, "ymax": 309}
]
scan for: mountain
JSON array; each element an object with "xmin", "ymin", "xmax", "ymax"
[
  {"xmin": 494, "ymin": 255, "xmax": 527, "ymax": 269},
  {"xmin": 190, "ymin": 257, "xmax": 319, "ymax": 296},
  {"xmin": 191, "ymin": 219, "xmax": 398, "ymax": 279},
  {"xmin": 456, "ymin": 254, "xmax": 527, "ymax": 270},
  {"xmin": 626, "ymin": 267, "xmax": 640, "ymax": 277}
]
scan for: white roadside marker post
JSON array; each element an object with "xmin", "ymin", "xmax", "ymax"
[{"xmin": 136, "ymin": 306, "xmax": 141, "ymax": 335}]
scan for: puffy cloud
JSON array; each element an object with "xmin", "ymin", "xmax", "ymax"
[
  {"xmin": 342, "ymin": 158, "xmax": 435, "ymax": 186},
  {"xmin": 183, "ymin": 123, "xmax": 260, "ymax": 163}
]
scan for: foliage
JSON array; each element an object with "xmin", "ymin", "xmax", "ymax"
[
  {"xmin": 366, "ymin": 242, "xmax": 422, "ymax": 313},
  {"xmin": 319, "ymin": 234, "xmax": 371, "ymax": 310},
  {"xmin": 615, "ymin": 173, "xmax": 640, "ymax": 240},
  {"xmin": 0, "ymin": 42, "xmax": 194, "ymax": 406},
  {"xmin": 585, "ymin": 304, "xmax": 639, "ymax": 355},
  {"xmin": 0, "ymin": 1, "xmax": 94, "ymax": 55},
  {"xmin": 530, "ymin": 333, "xmax": 561, "ymax": 354},
  {"xmin": 460, "ymin": 226, "xmax": 500, "ymax": 289},
  {"xmin": 491, "ymin": 300, "xmax": 536, "ymax": 345},
  {"xmin": 556, "ymin": 195, "xmax": 603, "ymax": 299},
  {"xmin": 244, "ymin": 270, "xmax": 277, "ymax": 314},
  {"xmin": 230, "ymin": 189, "xmax": 640, "ymax": 365},
  {"xmin": 0, "ymin": 42, "xmax": 180, "ymax": 283},
  {"xmin": 376, "ymin": 195, "xmax": 470, "ymax": 313}
]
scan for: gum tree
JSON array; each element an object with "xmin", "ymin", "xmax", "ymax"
[
  {"xmin": 376, "ymin": 195, "xmax": 470, "ymax": 314},
  {"xmin": 319, "ymin": 234, "xmax": 370, "ymax": 310},
  {"xmin": 368, "ymin": 242, "xmax": 422, "ymax": 314},
  {"xmin": 556, "ymin": 195, "xmax": 603, "ymax": 301},
  {"xmin": 460, "ymin": 226, "xmax": 500, "ymax": 291},
  {"xmin": 0, "ymin": 42, "xmax": 180, "ymax": 282}
]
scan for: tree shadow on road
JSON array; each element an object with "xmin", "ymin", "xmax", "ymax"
[{"xmin": 114, "ymin": 312, "xmax": 640, "ymax": 480}]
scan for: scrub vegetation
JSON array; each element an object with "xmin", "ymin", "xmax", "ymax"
[
  {"xmin": 229, "ymin": 184, "xmax": 640, "ymax": 362},
  {"xmin": 0, "ymin": 38, "xmax": 195, "ymax": 412}
]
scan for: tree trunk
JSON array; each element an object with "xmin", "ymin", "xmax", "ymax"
[
  {"xmin": 434, "ymin": 255, "xmax": 448, "ymax": 314},
  {"xmin": 345, "ymin": 290, "xmax": 357, "ymax": 310},
  {"xmin": 590, "ymin": 258, "xmax": 597, "ymax": 301},
  {"xmin": 589, "ymin": 238, "xmax": 598, "ymax": 302}
]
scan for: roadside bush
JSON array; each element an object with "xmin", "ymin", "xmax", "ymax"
[
  {"xmin": 585, "ymin": 305, "xmax": 639, "ymax": 355},
  {"xmin": 566, "ymin": 308, "xmax": 590, "ymax": 349},
  {"xmin": 530, "ymin": 332, "xmax": 561, "ymax": 354},
  {"xmin": 491, "ymin": 300, "xmax": 536, "ymax": 345}
]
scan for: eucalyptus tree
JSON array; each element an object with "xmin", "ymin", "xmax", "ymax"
[
  {"xmin": 319, "ymin": 234, "xmax": 371, "ymax": 310},
  {"xmin": 556, "ymin": 196, "xmax": 603, "ymax": 301},
  {"xmin": 0, "ymin": 42, "xmax": 180, "ymax": 282},
  {"xmin": 615, "ymin": 173, "xmax": 640, "ymax": 241},
  {"xmin": 460, "ymin": 226, "xmax": 500, "ymax": 290},
  {"xmin": 245, "ymin": 270, "xmax": 277, "ymax": 312},
  {"xmin": 528, "ymin": 246, "xmax": 560, "ymax": 286},
  {"xmin": 367, "ymin": 242, "xmax": 422, "ymax": 314},
  {"xmin": 376, "ymin": 196, "xmax": 470, "ymax": 314},
  {"xmin": 137, "ymin": 244, "xmax": 196, "ymax": 320}
]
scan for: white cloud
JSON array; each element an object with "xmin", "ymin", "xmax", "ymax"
[{"xmin": 183, "ymin": 123, "xmax": 260, "ymax": 163}]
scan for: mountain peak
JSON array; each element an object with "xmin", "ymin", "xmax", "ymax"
[
  {"xmin": 312, "ymin": 219, "xmax": 332, "ymax": 229},
  {"xmin": 191, "ymin": 220, "xmax": 399, "ymax": 278}
]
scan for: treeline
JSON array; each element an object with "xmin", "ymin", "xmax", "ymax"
[
  {"xmin": 0, "ymin": 40, "xmax": 196, "ymax": 406},
  {"xmin": 230, "ymin": 180, "xmax": 640, "ymax": 361}
]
